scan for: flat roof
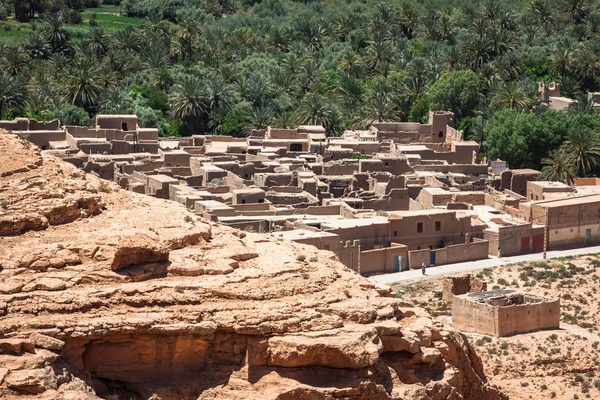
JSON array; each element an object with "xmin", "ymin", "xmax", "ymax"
[
  {"xmin": 321, "ymin": 217, "xmax": 388, "ymax": 230},
  {"xmin": 389, "ymin": 209, "xmax": 456, "ymax": 218},
  {"xmin": 536, "ymin": 194, "xmax": 600, "ymax": 208},
  {"xmin": 275, "ymin": 229, "xmax": 338, "ymax": 240}
]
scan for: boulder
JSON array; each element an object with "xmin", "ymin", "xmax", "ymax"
[
  {"xmin": 4, "ymin": 367, "xmax": 57, "ymax": 394},
  {"xmin": 267, "ymin": 326, "xmax": 382, "ymax": 369},
  {"xmin": 111, "ymin": 233, "xmax": 169, "ymax": 271}
]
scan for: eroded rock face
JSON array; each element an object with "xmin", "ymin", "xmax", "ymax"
[{"xmin": 0, "ymin": 131, "xmax": 504, "ymax": 400}]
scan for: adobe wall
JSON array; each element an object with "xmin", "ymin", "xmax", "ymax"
[
  {"xmin": 452, "ymin": 296, "xmax": 497, "ymax": 336},
  {"xmin": 359, "ymin": 244, "xmax": 408, "ymax": 274},
  {"xmin": 432, "ymin": 240, "xmax": 489, "ymax": 266},
  {"xmin": 336, "ymin": 242, "xmax": 360, "ymax": 272},
  {"xmin": 497, "ymin": 298, "xmax": 560, "ymax": 337},
  {"xmin": 442, "ymin": 274, "xmax": 488, "ymax": 302},
  {"xmin": 13, "ymin": 130, "xmax": 66, "ymax": 150},
  {"xmin": 408, "ymin": 249, "xmax": 431, "ymax": 268}
]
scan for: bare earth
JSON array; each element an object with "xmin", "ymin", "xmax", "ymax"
[
  {"xmin": 393, "ymin": 255, "xmax": 600, "ymax": 400},
  {"xmin": 0, "ymin": 130, "xmax": 505, "ymax": 399}
]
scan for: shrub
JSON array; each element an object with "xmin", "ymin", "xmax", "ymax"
[
  {"xmin": 67, "ymin": 9, "xmax": 83, "ymax": 24},
  {"xmin": 0, "ymin": 4, "xmax": 8, "ymax": 21},
  {"xmin": 296, "ymin": 254, "xmax": 306, "ymax": 262},
  {"xmin": 53, "ymin": 105, "xmax": 92, "ymax": 126}
]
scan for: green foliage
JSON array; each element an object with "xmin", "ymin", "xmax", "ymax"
[
  {"xmin": 53, "ymin": 104, "xmax": 93, "ymax": 126},
  {"xmin": 485, "ymin": 109, "xmax": 600, "ymax": 170},
  {"xmin": 429, "ymin": 70, "xmax": 484, "ymax": 120},
  {"xmin": 220, "ymin": 108, "xmax": 248, "ymax": 137},
  {"xmin": 408, "ymin": 94, "xmax": 430, "ymax": 123}
]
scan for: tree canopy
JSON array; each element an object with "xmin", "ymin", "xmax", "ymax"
[{"xmin": 2, "ymin": 0, "xmax": 600, "ymax": 177}]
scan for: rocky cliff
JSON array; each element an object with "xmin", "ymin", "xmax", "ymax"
[{"xmin": 0, "ymin": 132, "xmax": 503, "ymax": 400}]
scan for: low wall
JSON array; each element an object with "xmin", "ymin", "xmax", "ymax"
[
  {"xmin": 497, "ymin": 297, "xmax": 560, "ymax": 337},
  {"xmin": 432, "ymin": 240, "xmax": 489, "ymax": 266},
  {"xmin": 452, "ymin": 296, "xmax": 497, "ymax": 336},
  {"xmin": 359, "ymin": 245, "xmax": 408, "ymax": 275}
]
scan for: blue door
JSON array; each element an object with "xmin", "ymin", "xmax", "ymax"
[
  {"xmin": 399, "ymin": 256, "xmax": 407, "ymax": 271},
  {"xmin": 430, "ymin": 252, "xmax": 436, "ymax": 266},
  {"xmin": 393, "ymin": 256, "xmax": 400, "ymax": 272}
]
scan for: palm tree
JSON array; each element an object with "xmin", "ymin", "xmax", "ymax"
[
  {"xmin": 25, "ymin": 31, "xmax": 52, "ymax": 60},
  {"xmin": 296, "ymin": 92, "xmax": 333, "ymax": 127},
  {"xmin": 563, "ymin": 128, "xmax": 600, "ymax": 176},
  {"xmin": 100, "ymin": 87, "xmax": 132, "ymax": 114},
  {"xmin": 248, "ymin": 104, "xmax": 275, "ymax": 130},
  {"xmin": 85, "ymin": 27, "xmax": 109, "ymax": 59},
  {"xmin": 204, "ymin": 76, "xmax": 233, "ymax": 111},
  {"xmin": 568, "ymin": 92, "xmax": 596, "ymax": 114},
  {"xmin": 1, "ymin": 45, "xmax": 28, "ymax": 75},
  {"xmin": 170, "ymin": 75, "xmax": 208, "ymax": 131},
  {"xmin": 0, "ymin": 72, "xmax": 26, "ymax": 118},
  {"xmin": 540, "ymin": 148, "xmax": 577, "ymax": 184},
  {"xmin": 61, "ymin": 57, "xmax": 102, "ymax": 109},
  {"xmin": 491, "ymin": 81, "xmax": 533, "ymax": 110},
  {"xmin": 42, "ymin": 13, "xmax": 71, "ymax": 54},
  {"xmin": 366, "ymin": 78, "xmax": 397, "ymax": 123}
]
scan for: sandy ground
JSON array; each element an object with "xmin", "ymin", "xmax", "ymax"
[{"xmin": 393, "ymin": 254, "xmax": 600, "ymax": 400}]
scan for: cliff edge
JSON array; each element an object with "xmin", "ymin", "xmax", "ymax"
[{"xmin": 0, "ymin": 131, "xmax": 503, "ymax": 400}]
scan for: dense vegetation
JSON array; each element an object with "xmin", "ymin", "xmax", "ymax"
[{"xmin": 2, "ymin": 0, "xmax": 600, "ymax": 180}]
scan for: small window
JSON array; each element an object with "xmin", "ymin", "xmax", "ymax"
[
  {"xmin": 393, "ymin": 230, "xmax": 398, "ymax": 236},
  {"xmin": 417, "ymin": 222, "xmax": 423, "ymax": 233},
  {"xmin": 429, "ymin": 245, "xmax": 433, "ymax": 250},
  {"xmin": 41, "ymin": 145, "xmax": 47, "ymax": 150},
  {"xmin": 258, "ymin": 199, "xmax": 264, "ymax": 203},
  {"xmin": 241, "ymin": 199, "xmax": 246, "ymax": 204},
  {"xmin": 438, "ymin": 131, "xmax": 444, "ymax": 137},
  {"xmin": 290, "ymin": 143, "xmax": 302, "ymax": 152},
  {"xmin": 558, "ymin": 213, "xmax": 564, "ymax": 224},
  {"xmin": 582, "ymin": 210, "xmax": 587, "ymax": 220},
  {"xmin": 435, "ymin": 221, "xmax": 441, "ymax": 231},
  {"xmin": 121, "ymin": 122, "xmax": 128, "ymax": 131},
  {"xmin": 416, "ymin": 246, "xmax": 421, "ymax": 250}
]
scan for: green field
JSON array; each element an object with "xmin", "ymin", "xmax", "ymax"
[{"xmin": 0, "ymin": 5, "xmax": 140, "ymax": 44}]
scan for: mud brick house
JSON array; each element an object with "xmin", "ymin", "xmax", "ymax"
[{"xmin": 452, "ymin": 289, "xmax": 560, "ymax": 337}]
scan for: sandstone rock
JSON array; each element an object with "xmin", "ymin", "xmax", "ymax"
[
  {"xmin": 5, "ymin": 367, "xmax": 57, "ymax": 394},
  {"xmin": 110, "ymin": 233, "xmax": 169, "ymax": 271},
  {"xmin": 0, "ymin": 367, "xmax": 8, "ymax": 384},
  {"xmin": 230, "ymin": 252, "xmax": 259, "ymax": 262},
  {"xmin": 34, "ymin": 278, "xmax": 67, "ymax": 291},
  {"xmin": 30, "ymin": 332, "xmax": 65, "ymax": 351},
  {"xmin": 380, "ymin": 331, "xmax": 421, "ymax": 354},
  {"xmin": 409, "ymin": 347, "xmax": 443, "ymax": 366},
  {"xmin": 267, "ymin": 326, "xmax": 382, "ymax": 369}
]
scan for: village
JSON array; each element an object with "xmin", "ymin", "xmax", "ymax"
[
  {"xmin": 2, "ymin": 83, "xmax": 600, "ymax": 279},
  {"xmin": 2, "ymin": 81, "xmax": 600, "ymax": 400}
]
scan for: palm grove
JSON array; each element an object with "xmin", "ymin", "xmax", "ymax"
[{"xmin": 1, "ymin": 0, "xmax": 600, "ymax": 183}]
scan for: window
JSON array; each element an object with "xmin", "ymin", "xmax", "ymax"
[
  {"xmin": 258, "ymin": 199, "xmax": 264, "ymax": 203},
  {"xmin": 241, "ymin": 199, "xmax": 246, "ymax": 204},
  {"xmin": 393, "ymin": 230, "xmax": 397, "ymax": 237},
  {"xmin": 121, "ymin": 122, "xmax": 128, "ymax": 131},
  {"xmin": 438, "ymin": 131, "xmax": 444, "ymax": 137},
  {"xmin": 558, "ymin": 213, "xmax": 564, "ymax": 224},
  {"xmin": 289, "ymin": 143, "xmax": 302, "ymax": 152},
  {"xmin": 429, "ymin": 245, "xmax": 433, "ymax": 250},
  {"xmin": 435, "ymin": 221, "xmax": 441, "ymax": 231},
  {"xmin": 417, "ymin": 222, "xmax": 423, "ymax": 233},
  {"xmin": 582, "ymin": 210, "xmax": 587, "ymax": 220}
]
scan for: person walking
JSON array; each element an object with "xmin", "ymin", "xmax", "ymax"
[
  {"xmin": 498, "ymin": 247, "xmax": 502, "ymax": 258},
  {"xmin": 421, "ymin": 262, "xmax": 426, "ymax": 275}
]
